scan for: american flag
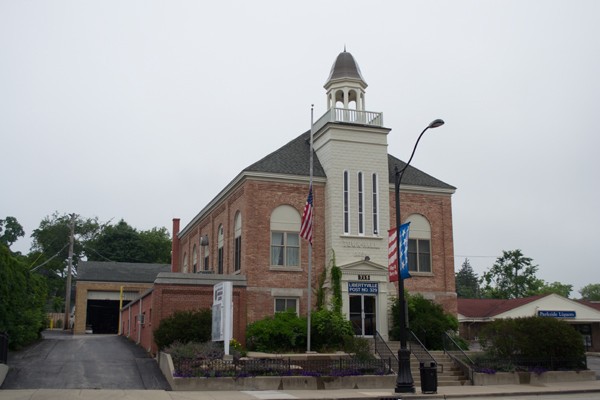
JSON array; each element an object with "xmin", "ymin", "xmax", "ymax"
[{"xmin": 300, "ymin": 186, "xmax": 314, "ymax": 245}]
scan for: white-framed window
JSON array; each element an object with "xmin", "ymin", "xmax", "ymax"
[
  {"xmin": 271, "ymin": 232, "xmax": 299, "ymax": 266},
  {"xmin": 372, "ymin": 173, "xmax": 379, "ymax": 235},
  {"xmin": 275, "ymin": 297, "xmax": 299, "ymax": 314},
  {"xmin": 343, "ymin": 170, "xmax": 350, "ymax": 234},
  {"xmin": 192, "ymin": 244, "xmax": 198, "ymax": 273},
  {"xmin": 217, "ymin": 225, "xmax": 224, "ymax": 274},
  {"xmin": 234, "ymin": 212, "xmax": 242, "ymax": 272},
  {"xmin": 357, "ymin": 171, "xmax": 364, "ymax": 235},
  {"xmin": 204, "ymin": 242, "xmax": 210, "ymax": 271},
  {"xmin": 183, "ymin": 252, "xmax": 188, "ymax": 273},
  {"xmin": 270, "ymin": 205, "xmax": 301, "ymax": 267},
  {"xmin": 405, "ymin": 214, "xmax": 432, "ymax": 273}
]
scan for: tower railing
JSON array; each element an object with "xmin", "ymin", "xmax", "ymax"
[{"xmin": 313, "ymin": 108, "xmax": 384, "ymax": 133}]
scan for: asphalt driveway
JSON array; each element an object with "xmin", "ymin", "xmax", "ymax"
[{"xmin": 1, "ymin": 330, "xmax": 170, "ymax": 390}]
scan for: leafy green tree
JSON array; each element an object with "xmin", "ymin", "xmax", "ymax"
[
  {"xmin": 535, "ymin": 281, "xmax": 573, "ymax": 298},
  {"xmin": 580, "ymin": 284, "xmax": 600, "ymax": 301},
  {"xmin": 480, "ymin": 250, "xmax": 543, "ymax": 299},
  {"xmin": 85, "ymin": 220, "xmax": 171, "ymax": 263},
  {"xmin": 30, "ymin": 212, "xmax": 100, "ymax": 277},
  {"xmin": 390, "ymin": 293, "xmax": 458, "ymax": 350},
  {"xmin": 0, "ymin": 216, "xmax": 25, "ymax": 248},
  {"xmin": 0, "ymin": 244, "xmax": 48, "ymax": 349},
  {"xmin": 455, "ymin": 258, "xmax": 480, "ymax": 298}
]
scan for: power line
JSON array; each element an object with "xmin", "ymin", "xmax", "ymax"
[{"xmin": 30, "ymin": 243, "xmax": 69, "ymax": 272}]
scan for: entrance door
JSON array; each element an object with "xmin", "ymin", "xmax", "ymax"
[{"xmin": 349, "ymin": 295, "xmax": 377, "ymax": 336}]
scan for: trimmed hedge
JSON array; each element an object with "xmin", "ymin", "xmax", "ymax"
[{"xmin": 153, "ymin": 309, "xmax": 212, "ymax": 350}]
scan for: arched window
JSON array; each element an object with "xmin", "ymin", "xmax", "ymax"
[
  {"xmin": 405, "ymin": 214, "xmax": 432, "ymax": 273},
  {"xmin": 203, "ymin": 241, "xmax": 210, "ymax": 271},
  {"xmin": 217, "ymin": 224, "xmax": 224, "ymax": 274},
  {"xmin": 234, "ymin": 212, "xmax": 242, "ymax": 272},
  {"xmin": 270, "ymin": 205, "xmax": 300, "ymax": 267},
  {"xmin": 192, "ymin": 244, "xmax": 198, "ymax": 273},
  {"xmin": 183, "ymin": 252, "xmax": 188, "ymax": 274}
]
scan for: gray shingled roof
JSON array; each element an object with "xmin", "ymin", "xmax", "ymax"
[
  {"xmin": 325, "ymin": 51, "xmax": 367, "ymax": 87},
  {"xmin": 387, "ymin": 154, "xmax": 456, "ymax": 190},
  {"xmin": 244, "ymin": 130, "xmax": 326, "ymax": 177},
  {"xmin": 244, "ymin": 130, "xmax": 454, "ymax": 190},
  {"xmin": 77, "ymin": 261, "xmax": 171, "ymax": 283}
]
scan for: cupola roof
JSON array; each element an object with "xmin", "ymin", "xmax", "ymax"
[{"xmin": 324, "ymin": 50, "xmax": 367, "ymax": 87}]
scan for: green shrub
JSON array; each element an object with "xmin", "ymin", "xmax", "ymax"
[
  {"xmin": 390, "ymin": 293, "xmax": 458, "ymax": 350},
  {"xmin": 165, "ymin": 341, "xmax": 224, "ymax": 362},
  {"xmin": 246, "ymin": 310, "xmax": 307, "ymax": 352},
  {"xmin": 479, "ymin": 317, "xmax": 585, "ymax": 360},
  {"xmin": 153, "ymin": 309, "xmax": 212, "ymax": 350},
  {"xmin": 311, "ymin": 308, "xmax": 354, "ymax": 352},
  {"xmin": 343, "ymin": 335, "xmax": 374, "ymax": 361}
]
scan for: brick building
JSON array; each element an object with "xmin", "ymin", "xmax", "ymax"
[{"xmin": 169, "ymin": 50, "xmax": 457, "ymax": 342}]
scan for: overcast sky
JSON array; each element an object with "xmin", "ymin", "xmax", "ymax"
[{"xmin": 2, "ymin": 1, "xmax": 599, "ymax": 295}]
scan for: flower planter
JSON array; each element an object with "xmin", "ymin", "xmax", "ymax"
[
  {"xmin": 158, "ymin": 352, "xmax": 396, "ymax": 391},
  {"xmin": 473, "ymin": 370, "xmax": 596, "ymax": 386}
]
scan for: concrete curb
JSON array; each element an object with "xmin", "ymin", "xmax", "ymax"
[{"xmin": 0, "ymin": 363, "xmax": 8, "ymax": 387}]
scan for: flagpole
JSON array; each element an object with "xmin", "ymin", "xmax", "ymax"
[{"xmin": 307, "ymin": 105, "xmax": 314, "ymax": 353}]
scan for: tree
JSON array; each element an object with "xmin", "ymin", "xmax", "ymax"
[
  {"xmin": 535, "ymin": 281, "xmax": 573, "ymax": 298},
  {"xmin": 455, "ymin": 258, "xmax": 480, "ymax": 298},
  {"xmin": 480, "ymin": 249, "xmax": 543, "ymax": 299},
  {"xmin": 30, "ymin": 212, "xmax": 100, "ymax": 277},
  {"xmin": 0, "ymin": 216, "xmax": 25, "ymax": 248},
  {"xmin": 0, "ymin": 243, "xmax": 48, "ymax": 349},
  {"xmin": 85, "ymin": 220, "xmax": 171, "ymax": 263},
  {"xmin": 580, "ymin": 284, "xmax": 600, "ymax": 301}
]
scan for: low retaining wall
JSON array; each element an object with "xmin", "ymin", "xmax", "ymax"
[
  {"xmin": 159, "ymin": 352, "xmax": 395, "ymax": 391},
  {"xmin": 473, "ymin": 370, "xmax": 596, "ymax": 386}
]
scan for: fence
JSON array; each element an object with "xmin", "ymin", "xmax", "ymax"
[
  {"xmin": 172, "ymin": 357, "xmax": 393, "ymax": 378},
  {"xmin": 1, "ymin": 332, "xmax": 8, "ymax": 364}
]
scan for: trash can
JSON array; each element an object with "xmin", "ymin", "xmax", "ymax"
[{"xmin": 419, "ymin": 362, "xmax": 438, "ymax": 394}]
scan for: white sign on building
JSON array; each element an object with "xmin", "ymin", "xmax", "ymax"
[{"xmin": 212, "ymin": 281, "xmax": 233, "ymax": 355}]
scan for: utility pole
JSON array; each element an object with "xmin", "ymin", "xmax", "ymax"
[{"xmin": 63, "ymin": 213, "xmax": 76, "ymax": 330}]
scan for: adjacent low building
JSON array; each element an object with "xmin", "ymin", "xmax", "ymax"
[{"xmin": 458, "ymin": 294, "xmax": 600, "ymax": 351}]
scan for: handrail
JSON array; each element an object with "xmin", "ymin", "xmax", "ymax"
[
  {"xmin": 312, "ymin": 107, "xmax": 384, "ymax": 133},
  {"xmin": 443, "ymin": 332, "xmax": 474, "ymax": 382},
  {"xmin": 373, "ymin": 331, "xmax": 397, "ymax": 372},
  {"xmin": 408, "ymin": 330, "xmax": 441, "ymax": 372},
  {"xmin": 0, "ymin": 331, "xmax": 8, "ymax": 364}
]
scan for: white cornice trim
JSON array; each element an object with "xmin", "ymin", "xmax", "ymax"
[{"xmin": 388, "ymin": 183, "xmax": 456, "ymax": 195}]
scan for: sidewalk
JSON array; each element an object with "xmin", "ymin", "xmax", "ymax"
[{"xmin": 2, "ymin": 381, "xmax": 600, "ymax": 400}]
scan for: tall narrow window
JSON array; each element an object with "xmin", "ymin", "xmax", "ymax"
[
  {"xmin": 234, "ymin": 212, "xmax": 242, "ymax": 272},
  {"xmin": 358, "ymin": 172, "xmax": 364, "ymax": 235},
  {"xmin": 217, "ymin": 225, "xmax": 224, "ymax": 274},
  {"xmin": 204, "ymin": 244, "xmax": 210, "ymax": 271},
  {"xmin": 372, "ymin": 173, "xmax": 379, "ymax": 235},
  {"xmin": 183, "ymin": 252, "xmax": 188, "ymax": 273},
  {"xmin": 343, "ymin": 170, "xmax": 350, "ymax": 234},
  {"xmin": 192, "ymin": 244, "xmax": 198, "ymax": 273}
]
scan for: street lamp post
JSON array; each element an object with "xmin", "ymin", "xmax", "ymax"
[{"xmin": 395, "ymin": 119, "xmax": 444, "ymax": 394}]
